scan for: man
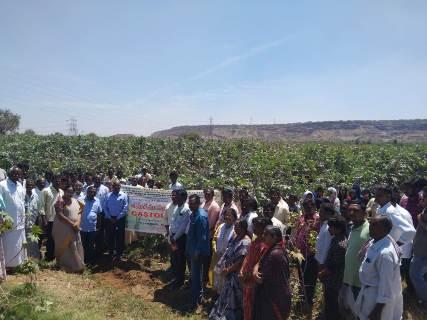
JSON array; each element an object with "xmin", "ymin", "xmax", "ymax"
[
  {"xmin": 169, "ymin": 170, "xmax": 184, "ymax": 190},
  {"xmin": 169, "ymin": 189, "xmax": 191, "ymax": 288},
  {"xmin": 186, "ymin": 194, "xmax": 210, "ymax": 311},
  {"xmin": 103, "ymin": 167, "xmax": 116, "ymax": 184},
  {"xmin": 24, "ymin": 178, "xmax": 41, "ymax": 259},
  {"xmin": 73, "ymin": 181, "xmax": 85, "ymax": 201},
  {"xmin": 83, "ymin": 172, "xmax": 94, "ymax": 193},
  {"xmin": 315, "ymin": 203, "xmax": 335, "ymax": 269},
  {"xmin": 314, "ymin": 186, "xmax": 325, "ymax": 210},
  {"xmin": 202, "ymin": 188, "xmax": 221, "ymax": 237},
  {"xmin": 410, "ymin": 186, "xmax": 427, "ymax": 308},
  {"xmin": 262, "ymin": 202, "xmax": 285, "ymax": 234},
  {"xmin": 0, "ymin": 167, "xmax": 27, "ymax": 268},
  {"xmin": 80, "ymin": 186, "xmax": 102, "ymax": 264},
  {"xmin": 94, "ymin": 174, "xmax": 109, "ymax": 256},
  {"xmin": 201, "ymin": 187, "xmax": 220, "ymax": 283},
  {"xmin": 140, "ymin": 166, "xmax": 152, "ymax": 181},
  {"xmin": 400, "ymin": 179, "xmax": 423, "ymax": 227},
  {"xmin": 33, "ymin": 176, "xmax": 46, "ymax": 200},
  {"xmin": 39, "ymin": 174, "xmax": 64, "ymax": 261},
  {"xmin": 375, "ymin": 185, "xmax": 416, "ymax": 246},
  {"xmin": 391, "ymin": 187, "xmax": 415, "ymax": 292},
  {"xmin": 341, "ymin": 201, "xmax": 370, "ymax": 317},
  {"xmin": 240, "ymin": 197, "xmax": 258, "ymax": 235},
  {"xmin": 104, "ymin": 179, "xmax": 128, "ymax": 261},
  {"xmin": 356, "ymin": 217, "xmax": 403, "ymax": 320},
  {"xmin": 0, "ymin": 168, "xmax": 7, "ymax": 182},
  {"xmin": 44, "ymin": 170, "xmax": 53, "ymax": 188},
  {"xmin": 17, "ymin": 162, "xmax": 30, "ymax": 187},
  {"xmin": 270, "ymin": 187, "xmax": 290, "ymax": 226},
  {"xmin": 216, "ymin": 188, "xmax": 239, "ymax": 228},
  {"xmin": 164, "ymin": 190, "xmax": 178, "ymax": 274}
]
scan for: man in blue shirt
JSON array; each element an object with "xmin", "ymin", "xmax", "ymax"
[
  {"xmin": 80, "ymin": 186, "xmax": 102, "ymax": 264},
  {"xmin": 186, "ymin": 194, "xmax": 210, "ymax": 311},
  {"xmin": 104, "ymin": 179, "xmax": 128, "ymax": 261}
]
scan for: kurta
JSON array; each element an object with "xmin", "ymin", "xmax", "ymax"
[
  {"xmin": 356, "ymin": 235, "xmax": 403, "ymax": 320},
  {"xmin": 253, "ymin": 242, "xmax": 291, "ymax": 320},
  {"xmin": 52, "ymin": 198, "xmax": 85, "ymax": 273},
  {"xmin": 0, "ymin": 178, "xmax": 27, "ymax": 267},
  {"xmin": 211, "ymin": 222, "xmax": 235, "ymax": 291}
]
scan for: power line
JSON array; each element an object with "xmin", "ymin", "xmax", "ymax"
[{"xmin": 209, "ymin": 116, "xmax": 213, "ymax": 137}]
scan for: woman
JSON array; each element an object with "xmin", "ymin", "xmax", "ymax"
[
  {"xmin": 291, "ymin": 201, "xmax": 319, "ymax": 308},
  {"xmin": 211, "ymin": 208, "xmax": 238, "ymax": 292},
  {"xmin": 209, "ymin": 219, "xmax": 251, "ymax": 320},
  {"xmin": 253, "ymin": 226, "xmax": 291, "ymax": 320},
  {"xmin": 328, "ymin": 187, "xmax": 341, "ymax": 214},
  {"xmin": 53, "ymin": 185, "xmax": 85, "ymax": 273},
  {"xmin": 240, "ymin": 217, "xmax": 272, "ymax": 320}
]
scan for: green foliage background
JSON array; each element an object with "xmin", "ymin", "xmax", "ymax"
[{"xmin": 1, "ymin": 134, "xmax": 426, "ymax": 201}]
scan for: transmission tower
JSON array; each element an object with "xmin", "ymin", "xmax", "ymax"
[
  {"xmin": 209, "ymin": 116, "xmax": 213, "ymax": 137},
  {"xmin": 67, "ymin": 118, "xmax": 78, "ymax": 136}
]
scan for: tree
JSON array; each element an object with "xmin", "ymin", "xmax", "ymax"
[
  {"xmin": 24, "ymin": 129, "xmax": 36, "ymax": 135},
  {"xmin": 0, "ymin": 109, "xmax": 20, "ymax": 134}
]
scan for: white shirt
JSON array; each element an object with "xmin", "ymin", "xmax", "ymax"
[
  {"xmin": 376, "ymin": 202, "xmax": 416, "ymax": 244},
  {"xmin": 358, "ymin": 236, "xmax": 402, "ymax": 319},
  {"xmin": 165, "ymin": 202, "xmax": 177, "ymax": 225},
  {"xmin": 395, "ymin": 204, "xmax": 414, "ymax": 259},
  {"xmin": 271, "ymin": 216, "xmax": 285, "ymax": 235},
  {"xmin": 274, "ymin": 198, "xmax": 290, "ymax": 225},
  {"xmin": 39, "ymin": 185, "xmax": 64, "ymax": 222},
  {"xmin": 96, "ymin": 184, "xmax": 110, "ymax": 211},
  {"xmin": 315, "ymin": 220, "xmax": 333, "ymax": 265},
  {"xmin": 241, "ymin": 211, "xmax": 258, "ymax": 235},
  {"xmin": 0, "ymin": 178, "xmax": 26, "ymax": 230},
  {"xmin": 169, "ymin": 204, "xmax": 191, "ymax": 241},
  {"xmin": 169, "ymin": 182, "xmax": 184, "ymax": 191}
]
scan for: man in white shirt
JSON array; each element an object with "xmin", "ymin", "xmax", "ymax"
[
  {"xmin": 240, "ymin": 197, "xmax": 258, "ymax": 235},
  {"xmin": 356, "ymin": 216, "xmax": 403, "ymax": 320},
  {"xmin": 270, "ymin": 187, "xmax": 290, "ymax": 226},
  {"xmin": 375, "ymin": 186, "xmax": 416, "ymax": 245},
  {"xmin": 169, "ymin": 170, "xmax": 184, "ymax": 191},
  {"xmin": 315, "ymin": 203, "xmax": 335, "ymax": 268},
  {"xmin": 93, "ymin": 174, "xmax": 110, "ymax": 256},
  {"xmin": 0, "ymin": 167, "xmax": 27, "ymax": 268},
  {"xmin": 39, "ymin": 174, "xmax": 64, "ymax": 261},
  {"xmin": 169, "ymin": 189, "xmax": 191, "ymax": 288}
]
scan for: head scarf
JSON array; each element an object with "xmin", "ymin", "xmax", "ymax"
[
  {"xmin": 328, "ymin": 187, "xmax": 337, "ymax": 203},
  {"xmin": 302, "ymin": 190, "xmax": 314, "ymax": 203}
]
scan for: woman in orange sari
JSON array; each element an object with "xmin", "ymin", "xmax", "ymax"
[{"xmin": 240, "ymin": 217, "xmax": 272, "ymax": 320}]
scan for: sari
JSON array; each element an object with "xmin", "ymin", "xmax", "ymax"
[
  {"xmin": 253, "ymin": 242, "xmax": 291, "ymax": 320},
  {"xmin": 211, "ymin": 223, "xmax": 235, "ymax": 291},
  {"xmin": 240, "ymin": 237, "xmax": 266, "ymax": 320},
  {"xmin": 53, "ymin": 198, "xmax": 85, "ymax": 273},
  {"xmin": 209, "ymin": 235, "xmax": 251, "ymax": 320}
]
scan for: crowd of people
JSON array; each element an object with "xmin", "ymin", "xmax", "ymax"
[{"xmin": 0, "ymin": 162, "xmax": 426, "ymax": 320}]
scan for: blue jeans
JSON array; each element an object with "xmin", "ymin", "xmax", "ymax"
[
  {"xmin": 410, "ymin": 255, "xmax": 427, "ymax": 306},
  {"xmin": 190, "ymin": 255, "xmax": 208, "ymax": 307}
]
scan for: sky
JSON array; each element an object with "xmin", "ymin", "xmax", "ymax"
[{"xmin": 0, "ymin": 0, "xmax": 426, "ymax": 136}]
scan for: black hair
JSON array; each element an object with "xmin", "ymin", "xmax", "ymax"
[
  {"xmin": 374, "ymin": 216, "xmax": 393, "ymax": 234},
  {"xmin": 375, "ymin": 185, "xmax": 392, "ymax": 197},
  {"xmin": 253, "ymin": 216, "xmax": 273, "ymax": 228},
  {"xmin": 17, "ymin": 162, "xmax": 30, "ymax": 171},
  {"xmin": 226, "ymin": 208, "xmax": 238, "ymax": 220},
  {"xmin": 203, "ymin": 187, "xmax": 214, "ymax": 194},
  {"xmin": 235, "ymin": 218, "xmax": 248, "ymax": 233},
  {"xmin": 222, "ymin": 187, "xmax": 233, "ymax": 197},
  {"xmin": 320, "ymin": 203, "xmax": 335, "ymax": 216},
  {"xmin": 176, "ymin": 189, "xmax": 188, "ymax": 200},
  {"xmin": 288, "ymin": 194, "xmax": 299, "ymax": 201},
  {"xmin": 169, "ymin": 170, "xmax": 178, "ymax": 177},
  {"xmin": 327, "ymin": 216, "xmax": 347, "ymax": 234},
  {"xmin": 188, "ymin": 193, "xmax": 200, "ymax": 204},
  {"xmin": 264, "ymin": 225, "xmax": 283, "ymax": 242},
  {"xmin": 361, "ymin": 188, "xmax": 371, "ymax": 195},
  {"xmin": 269, "ymin": 187, "xmax": 281, "ymax": 195},
  {"xmin": 245, "ymin": 197, "xmax": 258, "ymax": 211},
  {"xmin": 349, "ymin": 200, "xmax": 367, "ymax": 213}
]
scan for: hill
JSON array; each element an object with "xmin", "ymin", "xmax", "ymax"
[{"xmin": 151, "ymin": 119, "xmax": 427, "ymax": 142}]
